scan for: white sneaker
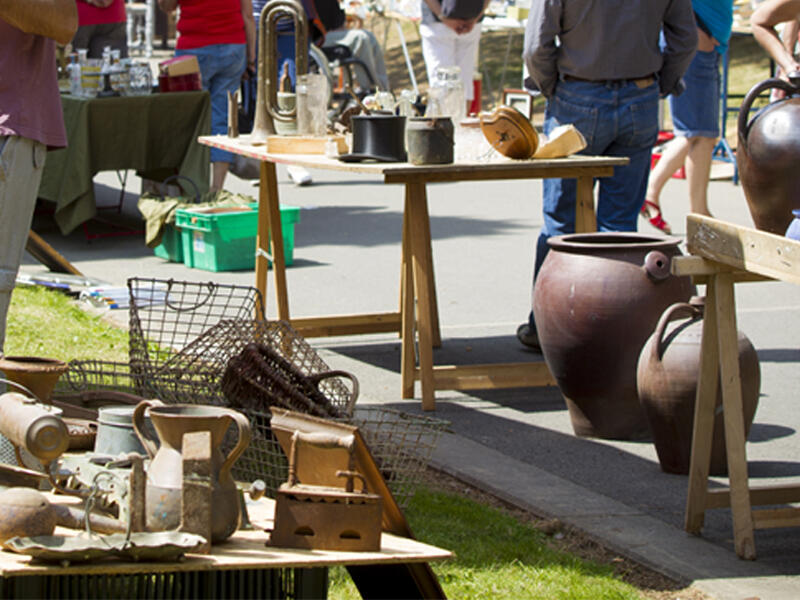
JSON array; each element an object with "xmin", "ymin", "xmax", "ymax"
[{"xmin": 287, "ymin": 165, "xmax": 312, "ymax": 186}]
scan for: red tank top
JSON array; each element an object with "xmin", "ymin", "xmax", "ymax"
[
  {"xmin": 176, "ymin": 0, "xmax": 246, "ymax": 49},
  {"xmin": 77, "ymin": 0, "xmax": 126, "ymax": 27}
]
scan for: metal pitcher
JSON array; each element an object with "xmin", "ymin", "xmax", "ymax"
[{"xmin": 132, "ymin": 400, "xmax": 251, "ymax": 543}]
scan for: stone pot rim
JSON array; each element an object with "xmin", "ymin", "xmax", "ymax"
[{"xmin": 548, "ymin": 232, "xmax": 682, "ymax": 252}]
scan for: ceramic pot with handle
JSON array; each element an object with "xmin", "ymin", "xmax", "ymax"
[
  {"xmin": 533, "ymin": 233, "xmax": 695, "ymax": 440},
  {"xmin": 737, "ymin": 74, "xmax": 800, "ymax": 234},
  {"xmin": 132, "ymin": 400, "xmax": 251, "ymax": 543},
  {"xmin": 636, "ymin": 299, "xmax": 760, "ymax": 475}
]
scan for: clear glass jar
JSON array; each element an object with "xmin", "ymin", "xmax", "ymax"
[
  {"xmin": 426, "ymin": 66, "xmax": 465, "ymax": 123},
  {"xmin": 127, "ymin": 62, "xmax": 153, "ymax": 96}
]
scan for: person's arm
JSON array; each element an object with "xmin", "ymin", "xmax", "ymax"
[
  {"xmin": 752, "ymin": 0, "xmax": 800, "ymax": 75},
  {"xmin": 522, "ymin": 0, "xmax": 560, "ymax": 98},
  {"xmin": 659, "ymin": 0, "xmax": 698, "ymax": 96},
  {"xmin": 0, "ymin": 0, "xmax": 77, "ymax": 45},
  {"xmin": 158, "ymin": 0, "xmax": 179, "ymax": 13},
  {"xmin": 241, "ymin": 0, "xmax": 256, "ymax": 73}
]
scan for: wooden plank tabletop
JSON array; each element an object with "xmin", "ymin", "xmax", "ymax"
[
  {"xmin": 198, "ymin": 134, "xmax": 628, "ymax": 180},
  {"xmin": 0, "ymin": 497, "xmax": 451, "ymax": 577},
  {"xmin": 686, "ymin": 214, "xmax": 800, "ymax": 285}
]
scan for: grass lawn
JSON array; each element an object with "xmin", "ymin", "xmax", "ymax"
[{"xmin": 2, "ymin": 285, "xmax": 706, "ymax": 599}]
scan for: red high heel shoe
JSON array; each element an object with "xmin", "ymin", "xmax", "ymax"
[{"xmin": 640, "ymin": 199, "xmax": 672, "ymax": 234}]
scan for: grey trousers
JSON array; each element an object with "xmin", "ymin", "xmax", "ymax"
[{"xmin": 0, "ymin": 135, "xmax": 46, "ymax": 354}]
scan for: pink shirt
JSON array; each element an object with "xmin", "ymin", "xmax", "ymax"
[
  {"xmin": 77, "ymin": 0, "xmax": 126, "ymax": 26},
  {"xmin": 176, "ymin": 0, "xmax": 246, "ymax": 49},
  {"xmin": 0, "ymin": 21, "xmax": 67, "ymax": 149}
]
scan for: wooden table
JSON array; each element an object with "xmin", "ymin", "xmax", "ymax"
[
  {"xmin": 0, "ymin": 496, "xmax": 451, "ymax": 599},
  {"xmin": 675, "ymin": 214, "xmax": 800, "ymax": 560},
  {"xmin": 198, "ymin": 134, "xmax": 628, "ymax": 410}
]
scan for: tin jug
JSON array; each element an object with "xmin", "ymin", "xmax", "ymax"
[
  {"xmin": 132, "ymin": 400, "xmax": 251, "ymax": 543},
  {"xmin": 406, "ymin": 117, "xmax": 454, "ymax": 164},
  {"xmin": 737, "ymin": 74, "xmax": 800, "ymax": 234}
]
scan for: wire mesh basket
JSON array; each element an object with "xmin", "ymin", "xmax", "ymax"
[
  {"xmin": 127, "ymin": 277, "xmax": 265, "ymax": 376},
  {"xmin": 51, "ymin": 359, "xmax": 149, "ymax": 419},
  {"xmin": 344, "ymin": 405, "xmax": 448, "ymax": 510},
  {"xmin": 123, "ymin": 278, "xmax": 448, "ymax": 507}
]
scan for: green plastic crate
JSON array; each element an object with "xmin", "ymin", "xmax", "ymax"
[
  {"xmin": 176, "ymin": 203, "xmax": 300, "ymax": 272},
  {"xmin": 153, "ymin": 223, "xmax": 184, "ymax": 263}
]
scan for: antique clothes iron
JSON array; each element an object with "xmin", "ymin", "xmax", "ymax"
[{"xmin": 271, "ymin": 430, "xmax": 382, "ymax": 551}]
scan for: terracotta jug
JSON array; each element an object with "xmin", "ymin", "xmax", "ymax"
[
  {"xmin": 737, "ymin": 76, "xmax": 800, "ymax": 234},
  {"xmin": 636, "ymin": 299, "xmax": 760, "ymax": 475},
  {"xmin": 132, "ymin": 401, "xmax": 251, "ymax": 543},
  {"xmin": 533, "ymin": 233, "xmax": 695, "ymax": 440}
]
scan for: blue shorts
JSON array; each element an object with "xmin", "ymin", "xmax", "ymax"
[
  {"xmin": 669, "ymin": 49, "xmax": 721, "ymax": 138},
  {"xmin": 177, "ymin": 44, "xmax": 246, "ymax": 164}
]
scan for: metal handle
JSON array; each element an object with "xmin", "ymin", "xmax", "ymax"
[
  {"xmin": 132, "ymin": 399, "xmax": 163, "ymax": 459},
  {"xmin": 219, "ymin": 409, "xmax": 252, "ymax": 480}
]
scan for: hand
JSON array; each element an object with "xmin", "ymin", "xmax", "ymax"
[
  {"xmin": 696, "ymin": 28, "xmax": 718, "ymax": 53},
  {"xmin": 242, "ymin": 63, "xmax": 256, "ymax": 81}
]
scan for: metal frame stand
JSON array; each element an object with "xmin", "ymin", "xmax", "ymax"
[{"xmin": 713, "ymin": 48, "xmax": 739, "ymax": 184}]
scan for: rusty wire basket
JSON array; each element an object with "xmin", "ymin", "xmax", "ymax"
[
  {"xmin": 127, "ymin": 277, "xmax": 265, "ymax": 376},
  {"xmin": 343, "ymin": 406, "xmax": 448, "ymax": 510},
  {"xmin": 124, "ymin": 279, "xmax": 447, "ymax": 506},
  {"xmin": 52, "ymin": 359, "xmax": 149, "ymax": 419}
]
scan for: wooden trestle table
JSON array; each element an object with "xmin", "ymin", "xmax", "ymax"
[
  {"xmin": 0, "ymin": 494, "xmax": 451, "ymax": 599},
  {"xmin": 198, "ymin": 135, "xmax": 628, "ymax": 410},
  {"xmin": 675, "ymin": 214, "xmax": 800, "ymax": 560}
]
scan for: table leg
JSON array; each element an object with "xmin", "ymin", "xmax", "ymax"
[
  {"xmin": 258, "ymin": 161, "xmax": 290, "ymax": 320},
  {"xmin": 415, "ymin": 185, "xmax": 441, "ymax": 348},
  {"xmin": 685, "ymin": 276, "xmax": 721, "ymax": 535},
  {"xmin": 406, "ymin": 182, "xmax": 436, "ymax": 411},
  {"xmin": 575, "ymin": 175, "xmax": 596, "ymax": 233},
  {"xmin": 715, "ymin": 272, "xmax": 756, "ymax": 560},
  {"xmin": 401, "ymin": 196, "xmax": 416, "ymax": 399}
]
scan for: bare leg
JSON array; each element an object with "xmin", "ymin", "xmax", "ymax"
[
  {"xmin": 645, "ymin": 135, "xmax": 691, "ymax": 206},
  {"xmin": 684, "ymin": 136, "xmax": 717, "ymax": 216},
  {"xmin": 211, "ymin": 161, "xmax": 229, "ymax": 193}
]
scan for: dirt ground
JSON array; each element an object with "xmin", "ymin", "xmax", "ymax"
[{"xmin": 423, "ymin": 467, "xmax": 712, "ymax": 600}]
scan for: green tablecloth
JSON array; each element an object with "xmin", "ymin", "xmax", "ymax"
[{"xmin": 38, "ymin": 91, "xmax": 211, "ymax": 235}]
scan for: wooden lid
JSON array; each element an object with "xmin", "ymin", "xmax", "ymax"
[{"xmin": 479, "ymin": 106, "xmax": 539, "ymax": 159}]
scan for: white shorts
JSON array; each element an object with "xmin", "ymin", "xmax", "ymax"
[{"xmin": 419, "ymin": 20, "xmax": 482, "ymax": 101}]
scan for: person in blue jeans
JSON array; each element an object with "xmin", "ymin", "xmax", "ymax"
[{"xmin": 518, "ymin": 0, "xmax": 697, "ymax": 350}]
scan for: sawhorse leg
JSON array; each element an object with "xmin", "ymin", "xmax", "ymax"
[
  {"xmin": 684, "ymin": 272, "xmax": 756, "ymax": 559},
  {"xmin": 257, "ymin": 160, "xmax": 290, "ymax": 321}
]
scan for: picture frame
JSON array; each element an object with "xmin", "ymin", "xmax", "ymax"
[{"xmin": 502, "ymin": 88, "xmax": 533, "ymax": 120}]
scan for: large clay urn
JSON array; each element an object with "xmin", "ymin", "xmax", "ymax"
[
  {"xmin": 737, "ymin": 76, "xmax": 800, "ymax": 234},
  {"xmin": 533, "ymin": 233, "xmax": 695, "ymax": 440},
  {"xmin": 637, "ymin": 299, "xmax": 760, "ymax": 475},
  {"xmin": 133, "ymin": 401, "xmax": 251, "ymax": 543}
]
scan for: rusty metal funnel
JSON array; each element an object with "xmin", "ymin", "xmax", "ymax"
[{"xmin": 0, "ymin": 356, "xmax": 69, "ymax": 403}]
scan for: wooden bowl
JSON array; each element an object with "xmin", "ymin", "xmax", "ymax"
[{"xmin": 479, "ymin": 105, "xmax": 539, "ymax": 159}]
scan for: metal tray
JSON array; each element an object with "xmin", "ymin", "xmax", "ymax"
[{"xmin": 6, "ymin": 531, "xmax": 206, "ymax": 564}]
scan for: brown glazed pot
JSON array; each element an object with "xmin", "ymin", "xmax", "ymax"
[
  {"xmin": 636, "ymin": 299, "xmax": 760, "ymax": 475},
  {"xmin": 737, "ymin": 77, "xmax": 800, "ymax": 234},
  {"xmin": 533, "ymin": 233, "xmax": 695, "ymax": 440}
]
